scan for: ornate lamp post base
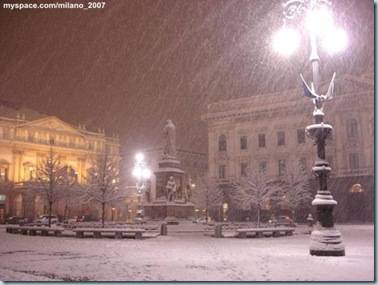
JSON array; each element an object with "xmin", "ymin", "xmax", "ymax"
[
  {"xmin": 305, "ymin": 115, "xmax": 345, "ymax": 257},
  {"xmin": 310, "ymin": 228, "xmax": 345, "ymax": 256},
  {"xmin": 309, "ymin": 197, "xmax": 345, "ymax": 256}
]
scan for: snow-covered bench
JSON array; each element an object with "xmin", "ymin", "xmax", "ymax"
[
  {"xmin": 204, "ymin": 223, "xmax": 252, "ymax": 237},
  {"xmin": 236, "ymin": 227, "xmax": 295, "ymax": 238},
  {"xmin": 72, "ymin": 228, "xmax": 145, "ymax": 239},
  {"xmin": 5, "ymin": 225, "xmax": 21, "ymax": 233},
  {"xmin": 6, "ymin": 225, "xmax": 64, "ymax": 236}
]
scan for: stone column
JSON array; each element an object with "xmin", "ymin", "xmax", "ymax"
[{"xmin": 12, "ymin": 150, "xmax": 23, "ymax": 182}]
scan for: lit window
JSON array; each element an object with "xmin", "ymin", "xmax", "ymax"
[
  {"xmin": 0, "ymin": 167, "xmax": 8, "ymax": 182},
  {"xmin": 350, "ymin": 184, "xmax": 363, "ymax": 193},
  {"xmin": 24, "ymin": 165, "xmax": 35, "ymax": 181}
]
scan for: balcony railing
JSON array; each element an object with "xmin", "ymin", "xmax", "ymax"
[
  {"xmin": 0, "ymin": 133, "xmax": 103, "ymax": 152},
  {"xmin": 338, "ymin": 167, "xmax": 372, "ymax": 177}
]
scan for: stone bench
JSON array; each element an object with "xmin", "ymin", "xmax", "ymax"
[
  {"xmin": 204, "ymin": 223, "xmax": 250, "ymax": 237},
  {"xmin": 72, "ymin": 228, "xmax": 145, "ymax": 239},
  {"xmin": 203, "ymin": 227, "xmax": 214, "ymax": 236},
  {"xmin": 6, "ymin": 225, "xmax": 21, "ymax": 234},
  {"xmin": 236, "ymin": 227, "xmax": 295, "ymax": 238},
  {"xmin": 6, "ymin": 225, "xmax": 64, "ymax": 236}
]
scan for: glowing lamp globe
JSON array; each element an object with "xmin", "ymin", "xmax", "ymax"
[
  {"xmin": 132, "ymin": 166, "xmax": 142, "ymax": 179},
  {"xmin": 272, "ymin": 27, "xmax": 300, "ymax": 56},
  {"xmin": 135, "ymin": 152, "xmax": 144, "ymax": 163},
  {"xmin": 306, "ymin": 7, "xmax": 334, "ymax": 36},
  {"xmin": 322, "ymin": 27, "xmax": 348, "ymax": 54},
  {"xmin": 142, "ymin": 168, "xmax": 151, "ymax": 179}
]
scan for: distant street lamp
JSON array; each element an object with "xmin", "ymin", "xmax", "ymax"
[
  {"xmin": 132, "ymin": 152, "xmax": 151, "ymax": 220},
  {"xmin": 273, "ymin": 0, "xmax": 345, "ymax": 256},
  {"xmin": 111, "ymin": 207, "xmax": 115, "ymax": 222}
]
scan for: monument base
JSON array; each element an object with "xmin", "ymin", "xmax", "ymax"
[
  {"xmin": 144, "ymin": 202, "xmax": 194, "ymax": 219},
  {"xmin": 309, "ymin": 227, "xmax": 345, "ymax": 256}
]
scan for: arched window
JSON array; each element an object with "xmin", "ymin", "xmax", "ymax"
[
  {"xmin": 34, "ymin": 195, "xmax": 44, "ymax": 216},
  {"xmin": 218, "ymin": 134, "xmax": 227, "ymax": 151},
  {"xmin": 347, "ymin": 119, "xmax": 358, "ymax": 138},
  {"xmin": 0, "ymin": 159, "xmax": 9, "ymax": 182},
  {"xmin": 350, "ymin": 184, "xmax": 363, "ymax": 193},
  {"xmin": 23, "ymin": 162, "xmax": 35, "ymax": 181},
  {"xmin": 65, "ymin": 166, "xmax": 78, "ymax": 182},
  {"xmin": 15, "ymin": 194, "xmax": 23, "ymax": 216}
]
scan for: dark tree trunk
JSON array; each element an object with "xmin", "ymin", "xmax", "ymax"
[
  {"xmin": 292, "ymin": 209, "xmax": 296, "ymax": 222},
  {"xmin": 101, "ymin": 202, "xmax": 105, "ymax": 228},
  {"xmin": 63, "ymin": 201, "xmax": 69, "ymax": 221},
  {"xmin": 257, "ymin": 206, "xmax": 261, "ymax": 228},
  {"xmin": 48, "ymin": 201, "xmax": 52, "ymax": 228}
]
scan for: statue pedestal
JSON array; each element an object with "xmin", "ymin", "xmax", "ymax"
[
  {"xmin": 145, "ymin": 157, "xmax": 194, "ymax": 220},
  {"xmin": 144, "ymin": 201, "xmax": 195, "ymax": 219}
]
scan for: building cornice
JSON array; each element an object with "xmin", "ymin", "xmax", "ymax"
[{"xmin": 203, "ymin": 90, "xmax": 373, "ymax": 123}]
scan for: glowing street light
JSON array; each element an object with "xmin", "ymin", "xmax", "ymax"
[
  {"xmin": 321, "ymin": 27, "xmax": 348, "ymax": 54},
  {"xmin": 305, "ymin": 6, "xmax": 334, "ymax": 35},
  {"xmin": 132, "ymin": 152, "xmax": 151, "ymax": 221},
  {"xmin": 135, "ymin": 152, "xmax": 144, "ymax": 163},
  {"xmin": 132, "ymin": 152, "xmax": 151, "ymax": 192},
  {"xmin": 273, "ymin": 0, "xmax": 348, "ymax": 62},
  {"xmin": 272, "ymin": 27, "xmax": 301, "ymax": 56},
  {"xmin": 273, "ymin": 0, "xmax": 345, "ymax": 256}
]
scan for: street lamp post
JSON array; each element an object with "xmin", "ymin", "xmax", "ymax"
[
  {"xmin": 111, "ymin": 207, "xmax": 115, "ymax": 222},
  {"xmin": 273, "ymin": 0, "xmax": 346, "ymax": 256},
  {"xmin": 132, "ymin": 153, "xmax": 151, "ymax": 222}
]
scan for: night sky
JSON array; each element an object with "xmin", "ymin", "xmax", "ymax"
[{"xmin": 0, "ymin": 0, "xmax": 373, "ymax": 155}]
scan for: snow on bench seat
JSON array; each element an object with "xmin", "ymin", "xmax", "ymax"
[
  {"xmin": 72, "ymin": 228, "xmax": 145, "ymax": 239},
  {"xmin": 236, "ymin": 227, "xmax": 295, "ymax": 238},
  {"xmin": 6, "ymin": 225, "xmax": 64, "ymax": 236}
]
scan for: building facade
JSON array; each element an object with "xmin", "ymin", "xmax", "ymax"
[
  {"xmin": 203, "ymin": 72, "xmax": 374, "ymax": 222},
  {"xmin": 0, "ymin": 104, "xmax": 120, "ymax": 223}
]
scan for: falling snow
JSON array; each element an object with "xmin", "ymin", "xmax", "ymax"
[{"xmin": 0, "ymin": 0, "xmax": 373, "ymax": 154}]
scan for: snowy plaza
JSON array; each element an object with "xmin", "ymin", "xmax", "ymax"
[
  {"xmin": 0, "ymin": 223, "xmax": 374, "ymax": 281},
  {"xmin": 0, "ymin": 0, "xmax": 374, "ymax": 282}
]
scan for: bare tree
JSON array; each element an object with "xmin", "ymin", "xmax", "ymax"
[
  {"xmin": 82, "ymin": 149, "xmax": 123, "ymax": 227},
  {"xmin": 28, "ymin": 148, "xmax": 71, "ymax": 227},
  {"xmin": 192, "ymin": 176, "xmax": 225, "ymax": 222},
  {"xmin": 280, "ymin": 161, "xmax": 312, "ymax": 221},
  {"xmin": 58, "ymin": 166, "xmax": 83, "ymax": 220},
  {"xmin": 231, "ymin": 169, "xmax": 282, "ymax": 227}
]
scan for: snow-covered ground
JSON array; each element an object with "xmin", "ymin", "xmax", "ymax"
[{"xmin": 0, "ymin": 223, "xmax": 374, "ymax": 281}]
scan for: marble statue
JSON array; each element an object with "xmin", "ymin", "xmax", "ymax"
[
  {"xmin": 163, "ymin": 119, "xmax": 176, "ymax": 158},
  {"xmin": 166, "ymin": 176, "xmax": 177, "ymax": 202}
]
